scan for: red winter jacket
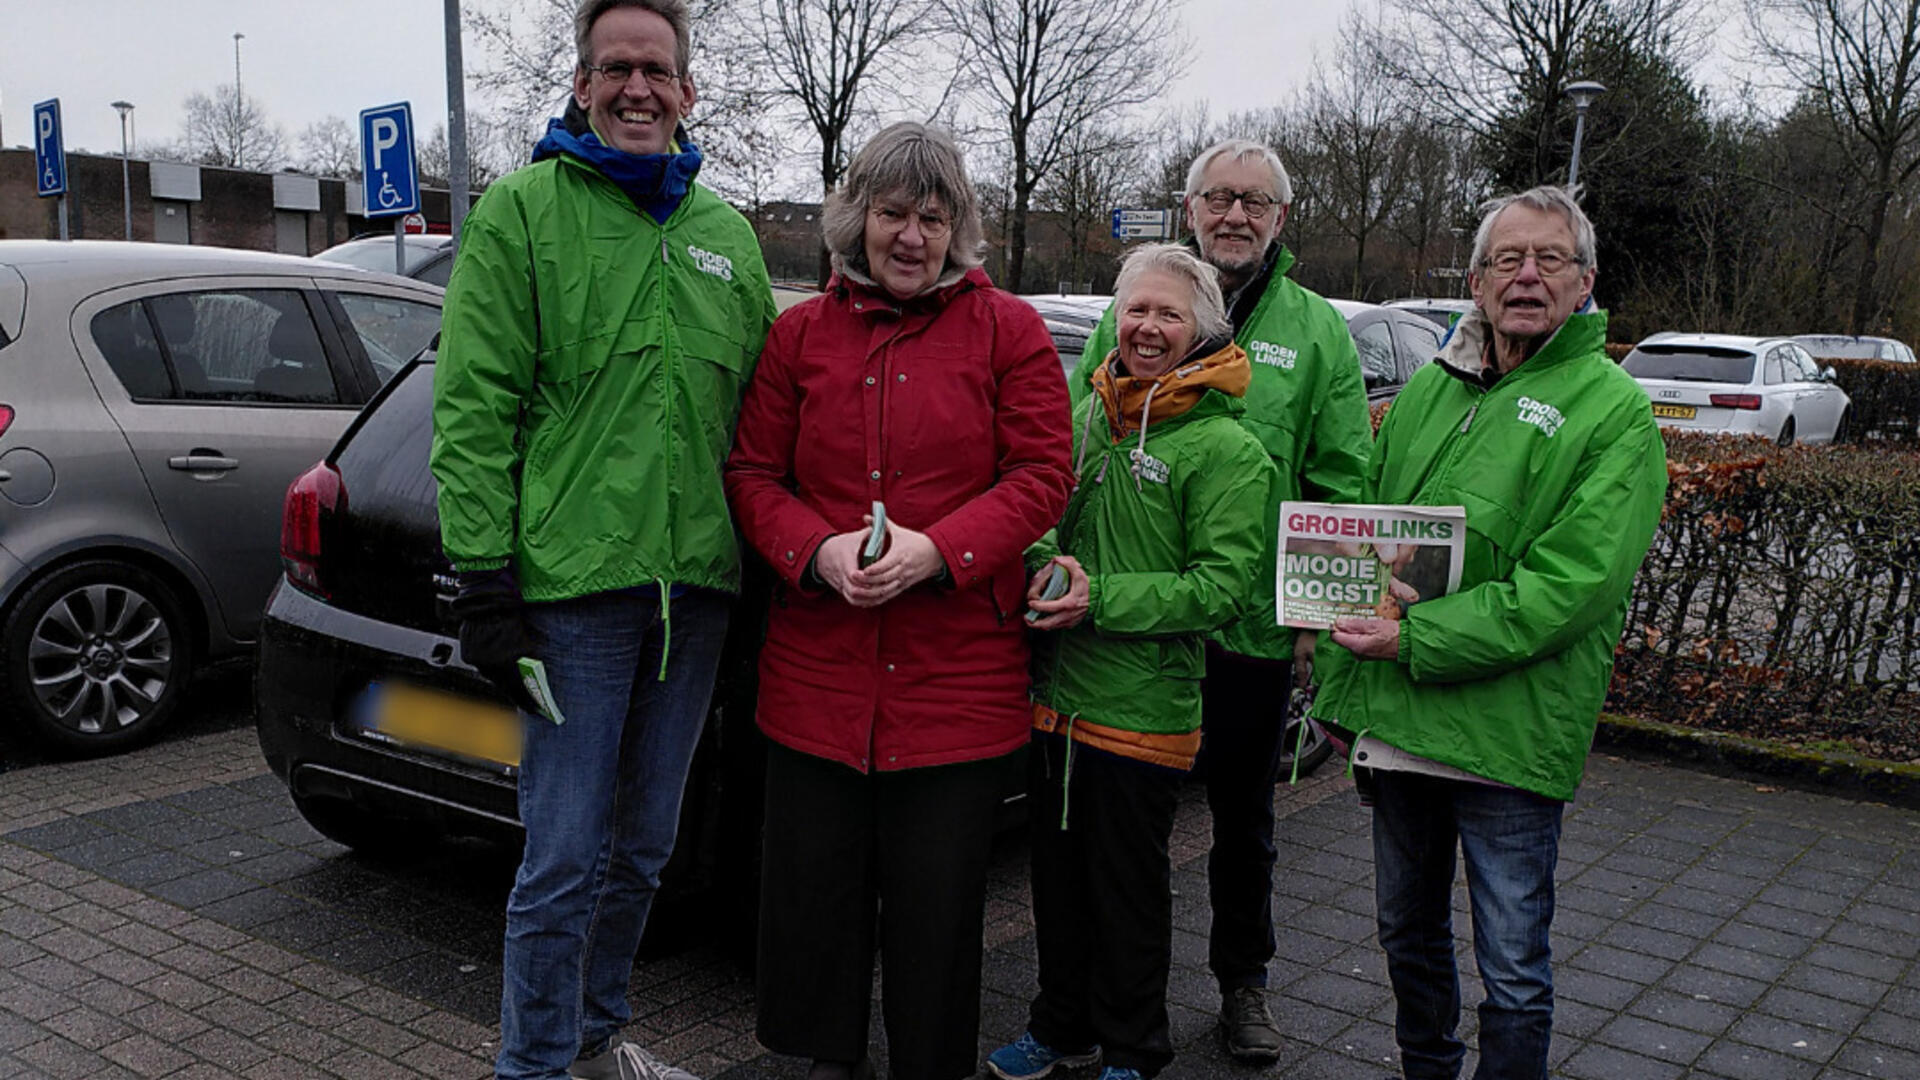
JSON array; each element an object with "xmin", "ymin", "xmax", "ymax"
[{"xmin": 725, "ymin": 268, "xmax": 1075, "ymax": 773}]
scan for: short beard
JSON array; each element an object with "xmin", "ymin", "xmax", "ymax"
[{"xmin": 1199, "ymin": 235, "xmax": 1265, "ymax": 280}]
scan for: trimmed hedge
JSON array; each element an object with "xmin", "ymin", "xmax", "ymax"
[{"xmin": 1610, "ymin": 432, "xmax": 1920, "ymax": 762}]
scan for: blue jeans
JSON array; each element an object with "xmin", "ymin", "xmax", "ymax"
[
  {"xmin": 1371, "ymin": 769, "xmax": 1564, "ymax": 1080},
  {"xmin": 497, "ymin": 586, "xmax": 730, "ymax": 1080}
]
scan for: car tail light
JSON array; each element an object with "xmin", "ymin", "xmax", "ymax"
[
  {"xmin": 1709, "ymin": 394, "xmax": 1763, "ymax": 410},
  {"xmin": 282, "ymin": 462, "xmax": 345, "ymax": 598},
  {"xmin": 0, "ymin": 404, "xmax": 13, "ymax": 438}
]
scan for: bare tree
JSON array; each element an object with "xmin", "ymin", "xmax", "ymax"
[
  {"xmin": 753, "ymin": 0, "xmax": 947, "ymax": 284},
  {"xmin": 1037, "ymin": 124, "xmax": 1145, "ymax": 290},
  {"xmin": 1753, "ymin": 0, "xmax": 1920, "ymax": 330},
  {"xmin": 1371, "ymin": 0, "xmax": 1693, "ymax": 177},
  {"xmin": 296, "ymin": 116, "xmax": 359, "ymax": 178},
  {"xmin": 1305, "ymin": 21, "xmax": 1417, "ymax": 298},
  {"xmin": 179, "ymin": 83, "xmax": 287, "ymax": 171},
  {"xmin": 945, "ymin": 0, "xmax": 1188, "ymax": 291}
]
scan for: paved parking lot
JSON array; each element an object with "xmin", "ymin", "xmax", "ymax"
[{"xmin": 2, "ymin": 680, "xmax": 1917, "ymax": 1079}]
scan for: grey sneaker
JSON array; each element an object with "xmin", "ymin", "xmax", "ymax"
[
  {"xmin": 570, "ymin": 1037, "xmax": 703, "ymax": 1080},
  {"xmin": 1219, "ymin": 986, "xmax": 1282, "ymax": 1062}
]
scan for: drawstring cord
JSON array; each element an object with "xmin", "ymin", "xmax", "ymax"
[
  {"xmin": 656, "ymin": 578, "xmax": 671, "ymax": 682},
  {"xmin": 1059, "ymin": 712, "xmax": 1079, "ymax": 831},
  {"xmin": 1127, "ymin": 382, "xmax": 1161, "ymax": 492},
  {"xmin": 1346, "ymin": 726, "xmax": 1372, "ymax": 779}
]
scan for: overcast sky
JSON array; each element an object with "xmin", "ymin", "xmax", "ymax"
[{"xmin": 2, "ymin": 0, "xmax": 1338, "ymax": 163}]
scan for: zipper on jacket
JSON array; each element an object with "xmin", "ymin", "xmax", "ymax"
[{"xmin": 1460, "ymin": 402, "xmax": 1478, "ymax": 433}]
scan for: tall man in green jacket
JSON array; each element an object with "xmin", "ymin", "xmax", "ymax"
[
  {"xmin": 1313, "ymin": 187, "xmax": 1667, "ymax": 1080},
  {"xmin": 1072, "ymin": 138, "xmax": 1373, "ymax": 1059},
  {"xmin": 429, "ymin": 2, "xmax": 776, "ymax": 1078}
]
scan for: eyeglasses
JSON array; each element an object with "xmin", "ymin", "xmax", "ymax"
[
  {"xmin": 870, "ymin": 206, "xmax": 952, "ymax": 239},
  {"xmin": 1480, "ymin": 249, "xmax": 1581, "ymax": 277},
  {"xmin": 583, "ymin": 61, "xmax": 682, "ymax": 88},
  {"xmin": 1196, "ymin": 187, "xmax": 1278, "ymax": 219}
]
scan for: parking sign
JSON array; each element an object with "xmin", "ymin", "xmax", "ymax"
[
  {"xmin": 358, "ymin": 103, "xmax": 420, "ymax": 218},
  {"xmin": 34, "ymin": 99, "xmax": 67, "ymax": 197}
]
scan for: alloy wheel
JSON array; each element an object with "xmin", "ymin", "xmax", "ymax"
[{"xmin": 26, "ymin": 583, "xmax": 175, "ymax": 736}]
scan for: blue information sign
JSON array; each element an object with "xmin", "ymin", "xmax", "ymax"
[
  {"xmin": 34, "ymin": 99, "xmax": 67, "ymax": 197},
  {"xmin": 358, "ymin": 103, "xmax": 420, "ymax": 218}
]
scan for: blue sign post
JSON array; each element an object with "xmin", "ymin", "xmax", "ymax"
[
  {"xmin": 34, "ymin": 99, "xmax": 70, "ymax": 240},
  {"xmin": 1110, "ymin": 208, "xmax": 1173, "ymax": 240},
  {"xmin": 358, "ymin": 103, "xmax": 421, "ymax": 273}
]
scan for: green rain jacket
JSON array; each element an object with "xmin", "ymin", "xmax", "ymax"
[
  {"xmin": 1074, "ymin": 244, "xmax": 1372, "ymax": 660},
  {"xmin": 1309, "ymin": 307, "xmax": 1668, "ymax": 800},
  {"xmin": 431, "ymin": 153, "xmax": 777, "ymax": 601},
  {"xmin": 1031, "ymin": 341, "xmax": 1276, "ymax": 769}
]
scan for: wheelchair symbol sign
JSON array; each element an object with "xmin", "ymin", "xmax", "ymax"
[
  {"xmin": 358, "ymin": 103, "xmax": 419, "ymax": 218},
  {"xmin": 34, "ymin": 99, "xmax": 67, "ymax": 197}
]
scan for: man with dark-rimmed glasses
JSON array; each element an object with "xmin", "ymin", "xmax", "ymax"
[
  {"xmin": 430, "ymin": 1, "xmax": 775, "ymax": 1078},
  {"xmin": 1071, "ymin": 138, "xmax": 1372, "ymax": 1061}
]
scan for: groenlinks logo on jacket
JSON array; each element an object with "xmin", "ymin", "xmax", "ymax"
[
  {"xmin": 1248, "ymin": 340, "xmax": 1298, "ymax": 370},
  {"xmin": 1128, "ymin": 448, "xmax": 1171, "ymax": 485},
  {"xmin": 686, "ymin": 245, "xmax": 734, "ymax": 282},
  {"xmin": 1516, "ymin": 396, "xmax": 1565, "ymax": 438}
]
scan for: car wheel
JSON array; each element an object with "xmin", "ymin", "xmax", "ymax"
[
  {"xmin": 1278, "ymin": 714, "xmax": 1337, "ymax": 779},
  {"xmin": 1777, "ymin": 417, "xmax": 1796, "ymax": 446},
  {"xmin": 290, "ymin": 790, "xmax": 441, "ymax": 858},
  {"xmin": 1, "ymin": 560, "xmax": 195, "ymax": 755}
]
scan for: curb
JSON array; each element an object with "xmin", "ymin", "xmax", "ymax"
[{"xmin": 1596, "ymin": 713, "xmax": 1920, "ymax": 813}]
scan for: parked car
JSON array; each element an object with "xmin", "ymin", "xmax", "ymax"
[
  {"xmin": 0, "ymin": 240, "xmax": 443, "ymax": 753},
  {"xmin": 1384, "ymin": 296, "xmax": 1474, "ymax": 330},
  {"xmin": 1329, "ymin": 299, "xmax": 1445, "ymax": 402},
  {"xmin": 1792, "ymin": 334, "xmax": 1917, "ymax": 365},
  {"xmin": 1019, "ymin": 293, "xmax": 1114, "ymax": 372},
  {"xmin": 315, "ymin": 234, "xmax": 457, "ymax": 287},
  {"xmin": 1624, "ymin": 332, "xmax": 1852, "ymax": 445}
]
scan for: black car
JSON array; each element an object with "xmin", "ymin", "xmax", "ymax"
[
  {"xmin": 254, "ymin": 354, "xmax": 769, "ymax": 923},
  {"xmin": 1330, "ymin": 300, "xmax": 1445, "ymax": 403}
]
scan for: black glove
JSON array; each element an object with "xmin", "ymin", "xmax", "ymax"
[{"xmin": 449, "ymin": 567, "xmax": 542, "ymax": 715}]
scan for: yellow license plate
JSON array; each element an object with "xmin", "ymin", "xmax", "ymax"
[
  {"xmin": 1651, "ymin": 403, "xmax": 1696, "ymax": 419},
  {"xmin": 361, "ymin": 683, "xmax": 522, "ymax": 768}
]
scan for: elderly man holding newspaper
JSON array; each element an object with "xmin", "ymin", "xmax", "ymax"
[{"xmin": 1308, "ymin": 186, "xmax": 1668, "ymax": 1080}]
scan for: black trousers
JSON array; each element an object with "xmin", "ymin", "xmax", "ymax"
[
  {"xmin": 755, "ymin": 740, "xmax": 1009, "ymax": 1080},
  {"xmin": 1026, "ymin": 733, "xmax": 1183, "ymax": 1077},
  {"xmin": 1195, "ymin": 644, "xmax": 1291, "ymax": 991}
]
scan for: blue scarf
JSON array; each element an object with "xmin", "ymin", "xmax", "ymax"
[{"xmin": 531, "ymin": 116, "xmax": 702, "ymax": 223}]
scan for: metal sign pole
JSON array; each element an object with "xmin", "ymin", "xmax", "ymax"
[
  {"xmin": 395, "ymin": 218, "xmax": 406, "ymax": 274},
  {"xmin": 58, "ymin": 196, "xmax": 69, "ymax": 241}
]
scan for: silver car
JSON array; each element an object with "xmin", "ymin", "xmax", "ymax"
[
  {"xmin": 0, "ymin": 241, "xmax": 442, "ymax": 753},
  {"xmin": 1625, "ymin": 332, "xmax": 1853, "ymax": 445}
]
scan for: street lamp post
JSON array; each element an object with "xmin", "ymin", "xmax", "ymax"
[
  {"xmin": 233, "ymin": 32, "xmax": 246, "ymax": 166},
  {"xmin": 1565, "ymin": 79, "xmax": 1606, "ymax": 188},
  {"xmin": 112, "ymin": 101, "xmax": 134, "ymax": 240}
]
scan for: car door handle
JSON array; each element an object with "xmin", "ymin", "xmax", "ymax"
[{"xmin": 167, "ymin": 453, "xmax": 240, "ymax": 472}]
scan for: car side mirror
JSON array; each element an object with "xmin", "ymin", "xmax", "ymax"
[{"xmin": 1823, "ymin": 366, "xmax": 1838, "ymax": 382}]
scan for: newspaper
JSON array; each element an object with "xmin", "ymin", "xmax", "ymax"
[{"xmin": 1276, "ymin": 502, "xmax": 1466, "ymax": 629}]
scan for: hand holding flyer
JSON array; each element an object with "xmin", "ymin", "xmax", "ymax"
[{"xmin": 1277, "ymin": 502, "xmax": 1466, "ymax": 630}]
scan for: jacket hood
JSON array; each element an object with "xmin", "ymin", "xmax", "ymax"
[
  {"xmin": 1090, "ymin": 335, "xmax": 1250, "ymax": 439},
  {"xmin": 1436, "ymin": 299, "xmax": 1607, "ymax": 385}
]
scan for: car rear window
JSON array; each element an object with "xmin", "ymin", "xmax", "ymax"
[
  {"xmin": 0, "ymin": 264, "xmax": 24, "ymax": 348},
  {"xmin": 1623, "ymin": 347, "xmax": 1755, "ymax": 383},
  {"xmin": 1794, "ymin": 337, "xmax": 1881, "ymax": 360}
]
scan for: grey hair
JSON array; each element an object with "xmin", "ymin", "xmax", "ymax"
[
  {"xmin": 1113, "ymin": 243, "xmax": 1232, "ymax": 342},
  {"xmin": 1184, "ymin": 138, "xmax": 1293, "ymax": 207},
  {"xmin": 1469, "ymin": 185, "xmax": 1598, "ymax": 274},
  {"xmin": 822, "ymin": 121, "xmax": 985, "ymax": 277},
  {"xmin": 575, "ymin": 0, "xmax": 692, "ymax": 76}
]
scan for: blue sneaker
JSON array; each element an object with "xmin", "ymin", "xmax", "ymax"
[
  {"xmin": 1096, "ymin": 1069, "xmax": 1143, "ymax": 1080},
  {"xmin": 985, "ymin": 1032, "xmax": 1101, "ymax": 1080}
]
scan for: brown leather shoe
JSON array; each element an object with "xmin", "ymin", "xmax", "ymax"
[{"xmin": 1220, "ymin": 986, "xmax": 1283, "ymax": 1062}]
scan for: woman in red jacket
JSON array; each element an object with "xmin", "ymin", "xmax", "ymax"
[{"xmin": 725, "ymin": 121, "xmax": 1075, "ymax": 1080}]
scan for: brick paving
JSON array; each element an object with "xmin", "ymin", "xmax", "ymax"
[{"xmin": 1, "ymin": 719, "xmax": 1916, "ymax": 1079}]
